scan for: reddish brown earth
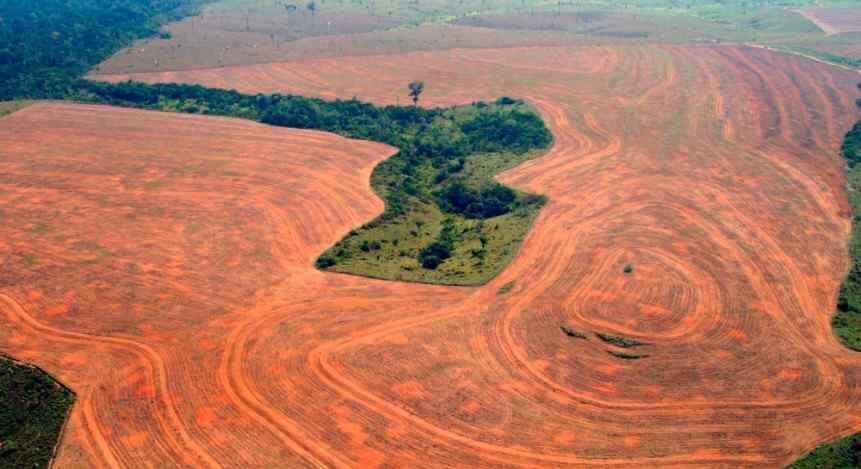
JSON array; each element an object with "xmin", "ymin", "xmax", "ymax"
[
  {"xmin": 797, "ymin": 8, "xmax": 861, "ymax": 35},
  {"xmin": 3, "ymin": 44, "xmax": 861, "ymax": 467}
]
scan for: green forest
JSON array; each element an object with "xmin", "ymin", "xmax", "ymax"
[
  {"xmin": 0, "ymin": 0, "xmax": 206, "ymax": 99},
  {"xmin": 0, "ymin": 357, "xmax": 75, "ymax": 468}
]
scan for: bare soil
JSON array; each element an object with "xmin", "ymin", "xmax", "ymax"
[{"xmin": 4, "ymin": 44, "xmax": 861, "ymax": 466}]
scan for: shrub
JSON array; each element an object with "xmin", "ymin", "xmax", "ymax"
[
  {"xmin": 316, "ymin": 255, "xmax": 336, "ymax": 268},
  {"xmin": 418, "ymin": 241, "xmax": 451, "ymax": 269},
  {"xmin": 438, "ymin": 181, "xmax": 517, "ymax": 219}
]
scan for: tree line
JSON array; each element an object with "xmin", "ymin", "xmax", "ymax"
[{"xmin": 0, "ymin": 0, "xmax": 208, "ymax": 100}]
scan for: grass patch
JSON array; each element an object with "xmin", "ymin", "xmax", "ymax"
[
  {"xmin": 595, "ymin": 332, "xmax": 647, "ymax": 348},
  {"xmin": 0, "ymin": 356, "xmax": 75, "ymax": 469},
  {"xmin": 787, "ymin": 432, "xmax": 861, "ymax": 468},
  {"xmin": 304, "ymin": 99, "xmax": 550, "ymax": 285},
  {"xmin": 498, "ymin": 281, "xmax": 517, "ymax": 294},
  {"xmin": 0, "ymin": 101, "xmax": 34, "ymax": 117},
  {"xmin": 772, "ymin": 45, "xmax": 861, "ymax": 70},
  {"xmin": 560, "ymin": 325, "xmax": 587, "ymax": 339}
]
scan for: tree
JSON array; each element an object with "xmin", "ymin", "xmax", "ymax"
[{"xmin": 408, "ymin": 81, "xmax": 424, "ymax": 106}]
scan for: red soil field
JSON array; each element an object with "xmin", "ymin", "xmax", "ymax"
[
  {"xmin": 4, "ymin": 44, "xmax": 861, "ymax": 467},
  {"xmin": 797, "ymin": 8, "xmax": 861, "ymax": 35}
]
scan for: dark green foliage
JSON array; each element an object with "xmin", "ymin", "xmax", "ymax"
[
  {"xmin": 460, "ymin": 106, "xmax": 552, "ymax": 154},
  {"xmin": 408, "ymin": 81, "xmax": 424, "ymax": 106},
  {"xmin": 0, "ymin": 357, "xmax": 75, "ymax": 469},
  {"xmin": 438, "ymin": 181, "xmax": 517, "ymax": 218},
  {"xmin": 0, "ymin": 0, "xmax": 207, "ymax": 100},
  {"xmin": 498, "ymin": 281, "xmax": 516, "ymax": 294},
  {"xmin": 495, "ymin": 96, "xmax": 520, "ymax": 106},
  {"xmin": 841, "ymin": 121, "xmax": 861, "ymax": 169},
  {"xmin": 560, "ymin": 325, "xmax": 587, "ymax": 339},
  {"xmin": 607, "ymin": 350, "xmax": 649, "ymax": 360},
  {"xmin": 418, "ymin": 219, "xmax": 456, "ymax": 269},
  {"xmin": 623, "ymin": 263, "xmax": 634, "ymax": 274},
  {"xmin": 360, "ymin": 240, "xmax": 381, "ymax": 252},
  {"xmin": 788, "ymin": 433, "xmax": 861, "ymax": 469},
  {"xmin": 316, "ymin": 254, "xmax": 337, "ymax": 268},
  {"xmin": 595, "ymin": 332, "xmax": 646, "ymax": 348}
]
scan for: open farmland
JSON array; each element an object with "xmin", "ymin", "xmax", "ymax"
[
  {"xmin": 94, "ymin": 0, "xmax": 861, "ymax": 77},
  {"xmin": 796, "ymin": 8, "xmax": 861, "ymax": 35},
  {"xmin": 0, "ymin": 43, "xmax": 853, "ymax": 467}
]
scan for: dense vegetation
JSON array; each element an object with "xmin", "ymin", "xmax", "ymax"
[
  {"xmin": 833, "ymin": 92, "xmax": 861, "ymax": 351},
  {"xmin": 0, "ymin": 357, "xmax": 75, "ymax": 469},
  {"xmin": 0, "ymin": 0, "xmax": 207, "ymax": 100},
  {"xmin": 788, "ymin": 433, "xmax": 861, "ymax": 468}
]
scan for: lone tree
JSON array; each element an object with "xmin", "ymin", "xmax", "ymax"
[{"xmin": 408, "ymin": 81, "xmax": 424, "ymax": 106}]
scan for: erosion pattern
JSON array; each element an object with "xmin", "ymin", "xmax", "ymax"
[{"xmin": 2, "ymin": 44, "xmax": 860, "ymax": 467}]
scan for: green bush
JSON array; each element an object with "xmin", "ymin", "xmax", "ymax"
[{"xmin": 788, "ymin": 433, "xmax": 861, "ymax": 468}]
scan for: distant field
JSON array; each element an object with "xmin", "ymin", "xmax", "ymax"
[
  {"xmin": 797, "ymin": 7, "xmax": 861, "ymax": 35},
  {"xmin": 94, "ymin": 0, "xmax": 861, "ymax": 74}
]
